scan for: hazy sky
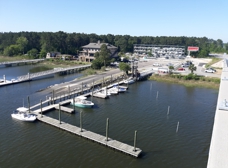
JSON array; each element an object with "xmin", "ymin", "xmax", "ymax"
[{"xmin": 0, "ymin": 0, "xmax": 227, "ymax": 42}]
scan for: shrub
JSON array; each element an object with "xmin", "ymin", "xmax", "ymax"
[{"xmin": 101, "ymin": 66, "xmax": 106, "ymax": 71}]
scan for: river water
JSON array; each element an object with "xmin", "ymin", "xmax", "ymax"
[{"xmin": 0, "ymin": 65, "xmax": 217, "ymax": 168}]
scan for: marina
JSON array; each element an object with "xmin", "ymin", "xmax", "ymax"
[{"xmin": 0, "ymin": 63, "xmax": 218, "ymax": 167}]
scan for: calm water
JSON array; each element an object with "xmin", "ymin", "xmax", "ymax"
[{"xmin": 0, "ymin": 66, "xmax": 218, "ymax": 168}]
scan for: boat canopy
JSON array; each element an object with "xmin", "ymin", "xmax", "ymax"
[
  {"xmin": 16, "ymin": 107, "xmax": 29, "ymax": 112},
  {"xmin": 76, "ymin": 96, "xmax": 87, "ymax": 100}
]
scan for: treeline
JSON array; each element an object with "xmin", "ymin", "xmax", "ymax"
[{"xmin": 0, "ymin": 31, "xmax": 227, "ymax": 58}]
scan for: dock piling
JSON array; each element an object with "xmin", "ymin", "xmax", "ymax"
[
  {"xmin": 52, "ymin": 90, "xmax": 55, "ymax": 104},
  {"xmin": 134, "ymin": 130, "xmax": 137, "ymax": 152},
  {"xmin": 40, "ymin": 99, "xmax": 43, "ymax": 117},
  {"xmin": 80, "ymin": 111, "xmax": 83, "ymax": 132},
  {"xmin": 167, "ymin": 106, "xmax": 170, "ymax": 115},
  {"xmin": 68, "ymin": 86, "xmax": 70, "ymax": 98},
  {"xmin": 59, "ymin": 104, "xmax": 61, "ymax": 124},
  {"xmin": 73, "ymin": 97, "xmax": 75, "ymax": 112},
  {"xmin": 27, "ymin": 96, "xmax": 30, "ymax": 113},
  {"xmin": 106, "ymin": 118, "xmax": 109, "ymax": 141},
  {"xmin": 176, "ymin": 121, "xmax": 179, "ymax": 133},
  {"xmin": 81, "ymin": 82, "xmax": 83, "ymax": 94}
]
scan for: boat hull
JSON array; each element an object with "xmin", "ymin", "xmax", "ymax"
[
  {"xmin": 11, "ymin": 114, "xmax": 36, "ymax": 122},
  {"xmin": 71, "ymin": 103, "xmax": 93, "ymax": 108}
]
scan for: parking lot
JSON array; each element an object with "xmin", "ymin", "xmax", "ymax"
[{"xmin": 138, "ymin": 57, "xmax": 222, "ymax": 78}]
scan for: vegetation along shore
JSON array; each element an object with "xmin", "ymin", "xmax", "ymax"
[{"xmin": 149, "ymin": 73, "xmax": 220, "ymax": 90}]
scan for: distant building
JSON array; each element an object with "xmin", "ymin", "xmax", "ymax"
[
  {"xmin": 46, "ymin": 52, "xmax": 61, "ymax": 58},
  {"xmin": 134, "ymin": 44, "xmax": 185, "ymax": 59},
  {"xmin": 46, "ymin": 52, "xmax": 74, "ymax": 60},
  {"xmin": 79, "ymin": 41, "xmax": 118, "ymax": 62}
]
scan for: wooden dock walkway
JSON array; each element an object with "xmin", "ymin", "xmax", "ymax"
[
  {"xmin": 0, "ymin": 65, "xmax": 91, "ymax": 87},
  {"xmin": 0, "ymin": 59, "xmax": 45, "ymax": 67},
  {"xmin": 33, "ymin": 104, "xmax": 74, "ymax": 114},
  {"xmin": 17, "ymin": 65, "xmax": 91, "ymax": 81},
  {"xmin": 36, "ymin": 115, "xmax": 142, "ymax": 157}
]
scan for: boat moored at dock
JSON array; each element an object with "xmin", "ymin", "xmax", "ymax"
[
  {"xmin": 70, "ymin": 96, "xmax": 94, "ymax": 108},
  {"xmin": 11, "ymin": 107, "xmax": 36, "ymax": 122}
]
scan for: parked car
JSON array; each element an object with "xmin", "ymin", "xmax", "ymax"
[
  {"xmin": 178, "ymin": 67, "xmax": 185, "ymax": 71},
  {"xmin": 166, "ymin": 63, "xmax": 173, "ymax": 66},
  {"xmin": 205, "ymin": 68, "xmax": 216, "ymax": 73},
  {"xmin": 182, "ymin": 64, "xmax": 189, "ymax": 68},
  {"xmin": 153, "ymin": 63, "xmax": 161, "ymax": 67}
]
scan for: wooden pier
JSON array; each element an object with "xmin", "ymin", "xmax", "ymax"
[
  {"xmin": 36, "ymin": 114, "xmax": 142, "ymax": 157},
  {"xmin": 0, "ymin": 65, "xmax": 91, "ymax": 87},
  {"xmin": 0, "ymin": 59, "xmax": 45, "ymax": 67},
  {"xmin": 33, "ymin": 104, "xmax": 74, "ymax": 114}
]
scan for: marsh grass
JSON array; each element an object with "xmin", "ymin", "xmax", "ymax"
[{"xmin": 149, "ymin": 74, "xmax": 220, "ymax": 90}]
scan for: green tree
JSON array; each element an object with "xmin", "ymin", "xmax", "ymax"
[
  {"xmin": 169, "ymin": 66, "xmax": 174, "ymax": 74},
  {"xmin": 99, "ymin": 44, "xmax": 111, "ymax": 67},
  {"xmin": 91, "ymin": 59, "xmax": 102, "ymax": 69},
  {"xmin": 119, "ymin": 62, "xmax": 131, "ymax": 75},
  {"xmin": 3, "ymin": 45, "xmax": 20, "ymax": 56},
  {"xmin": 188, "ymin": 64, "xmax": 197, "ymax": 74},
  {"xmin": 28, "ymin": 48, "xmax": 38, "ymax": 58},
  {"xmin": 16, "ymin": 37, "xmax": 28, "ymax": 54}
]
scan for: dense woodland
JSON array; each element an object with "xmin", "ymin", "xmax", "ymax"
[{"xmin": 0, "ymin": 31, "xmax": 227, "ymax": 58}]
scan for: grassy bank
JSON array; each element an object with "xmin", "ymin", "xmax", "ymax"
[
  {"xmin": 0, "ymin": 55, "xmax": 30, "ymax": 62},
  {"xmin": 205, "ymin": 57, "xmax": 222, "ymax": 68},
  {"xmin": 149, "ymin": 74, "xmax": 220, "ymax": 90},
  {"xmin": 0, "ymin": 55, "xmax": 91, "ymax": 68},
  {"xmin": 40, "ymin": 59, "xmax": 90, "ymax": 68}
]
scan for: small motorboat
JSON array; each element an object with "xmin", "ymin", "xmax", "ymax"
[
  {"xmin": 71, "ymin": 96, "xmax": 94, "ymax": 108},
  {"xmin": 113, "ymin": 86, "xmax": 127, "ymax": 93},
  {"xmin": 123, "ymin": 77, "xmax": 135, "ymax": 84},
  {"xmin": 11, "ymin": 107, "xmax": 36, "ymax": 122},
  {"xmin": 108, "ymin": 87, "xmax": 119, "ymax": 95}
]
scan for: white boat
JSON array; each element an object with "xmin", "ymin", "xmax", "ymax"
[
  {"xmin": 108, "ymin": 87, "xmax": 119, "ymax": 95},
  {"xmin": 113, "ymin": 86, "xmax": 127, "ymax": 92},
  {"xmin": 123, "ymin": 77, "xmax": 135, "ymax": 84},
  {"xmin": 11, "ymin": 107, "xmax": 36, "ymax": 122},
  {"xmin": 70, "ymin": 96, "xmax": 94, "ymax": 108}
]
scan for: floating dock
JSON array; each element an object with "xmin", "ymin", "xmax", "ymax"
[{"xmin": 36, "ymin": 114, "xmax": 142, "ymax": 157}]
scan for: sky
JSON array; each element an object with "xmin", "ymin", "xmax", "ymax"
[{"xmin": 0, "ymin": 0, "xmax": 227, "ymax": 42}]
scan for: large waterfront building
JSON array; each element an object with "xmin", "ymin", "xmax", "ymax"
[
  {"xmin": 79, "ymin": 41, "xmax": 118, "ymax": 62},
  {"xmin": 134, "ymin": 44, "xmax": 185, "ymax": 59}
]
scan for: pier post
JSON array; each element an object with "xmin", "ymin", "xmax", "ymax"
[
  {"xmin": 40, "ymin": 99, "xmax": 43, "ymax": 117},
  {"xmin": 52, "ymin": 90, "xmax": 55, "ymax": 104},
  {"xmin": 92, "ymin": 79, "xmax": 94, "ymax": 98},
  {"xmin": 106, "ymin": 118, "xmax": 109, "ymax": 141},
  {"xmin": 81, "ymin": 82, "xmax": 83, "ymax": 94},
  {"xmin": 27, "ymin": 96, "xmax": 30, "ymax": 113},
  {"xmin": 68, "ymin": 86, "xmax": 70, "ymax": 98},
  {"xmin": 59, "ymin": 104, "xmax": 61, "ymax": 124},
  {"xmin": 134, "ymin": 130, "xmax": 137, "ymax": 152},
  {"xmin": 176, "ymin": 121, "xmax": 179, "ymax": 133},
  {"xmin": 167, "ymin": 106, "xmax": 170, "ymax": 115},
  {"xmin": 80, "ymin": 111, "xmax": 82, "ymax": 132},
  {"xmin": 73, "ymin": 97, "xmax": 75, "ymax": 112}
]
